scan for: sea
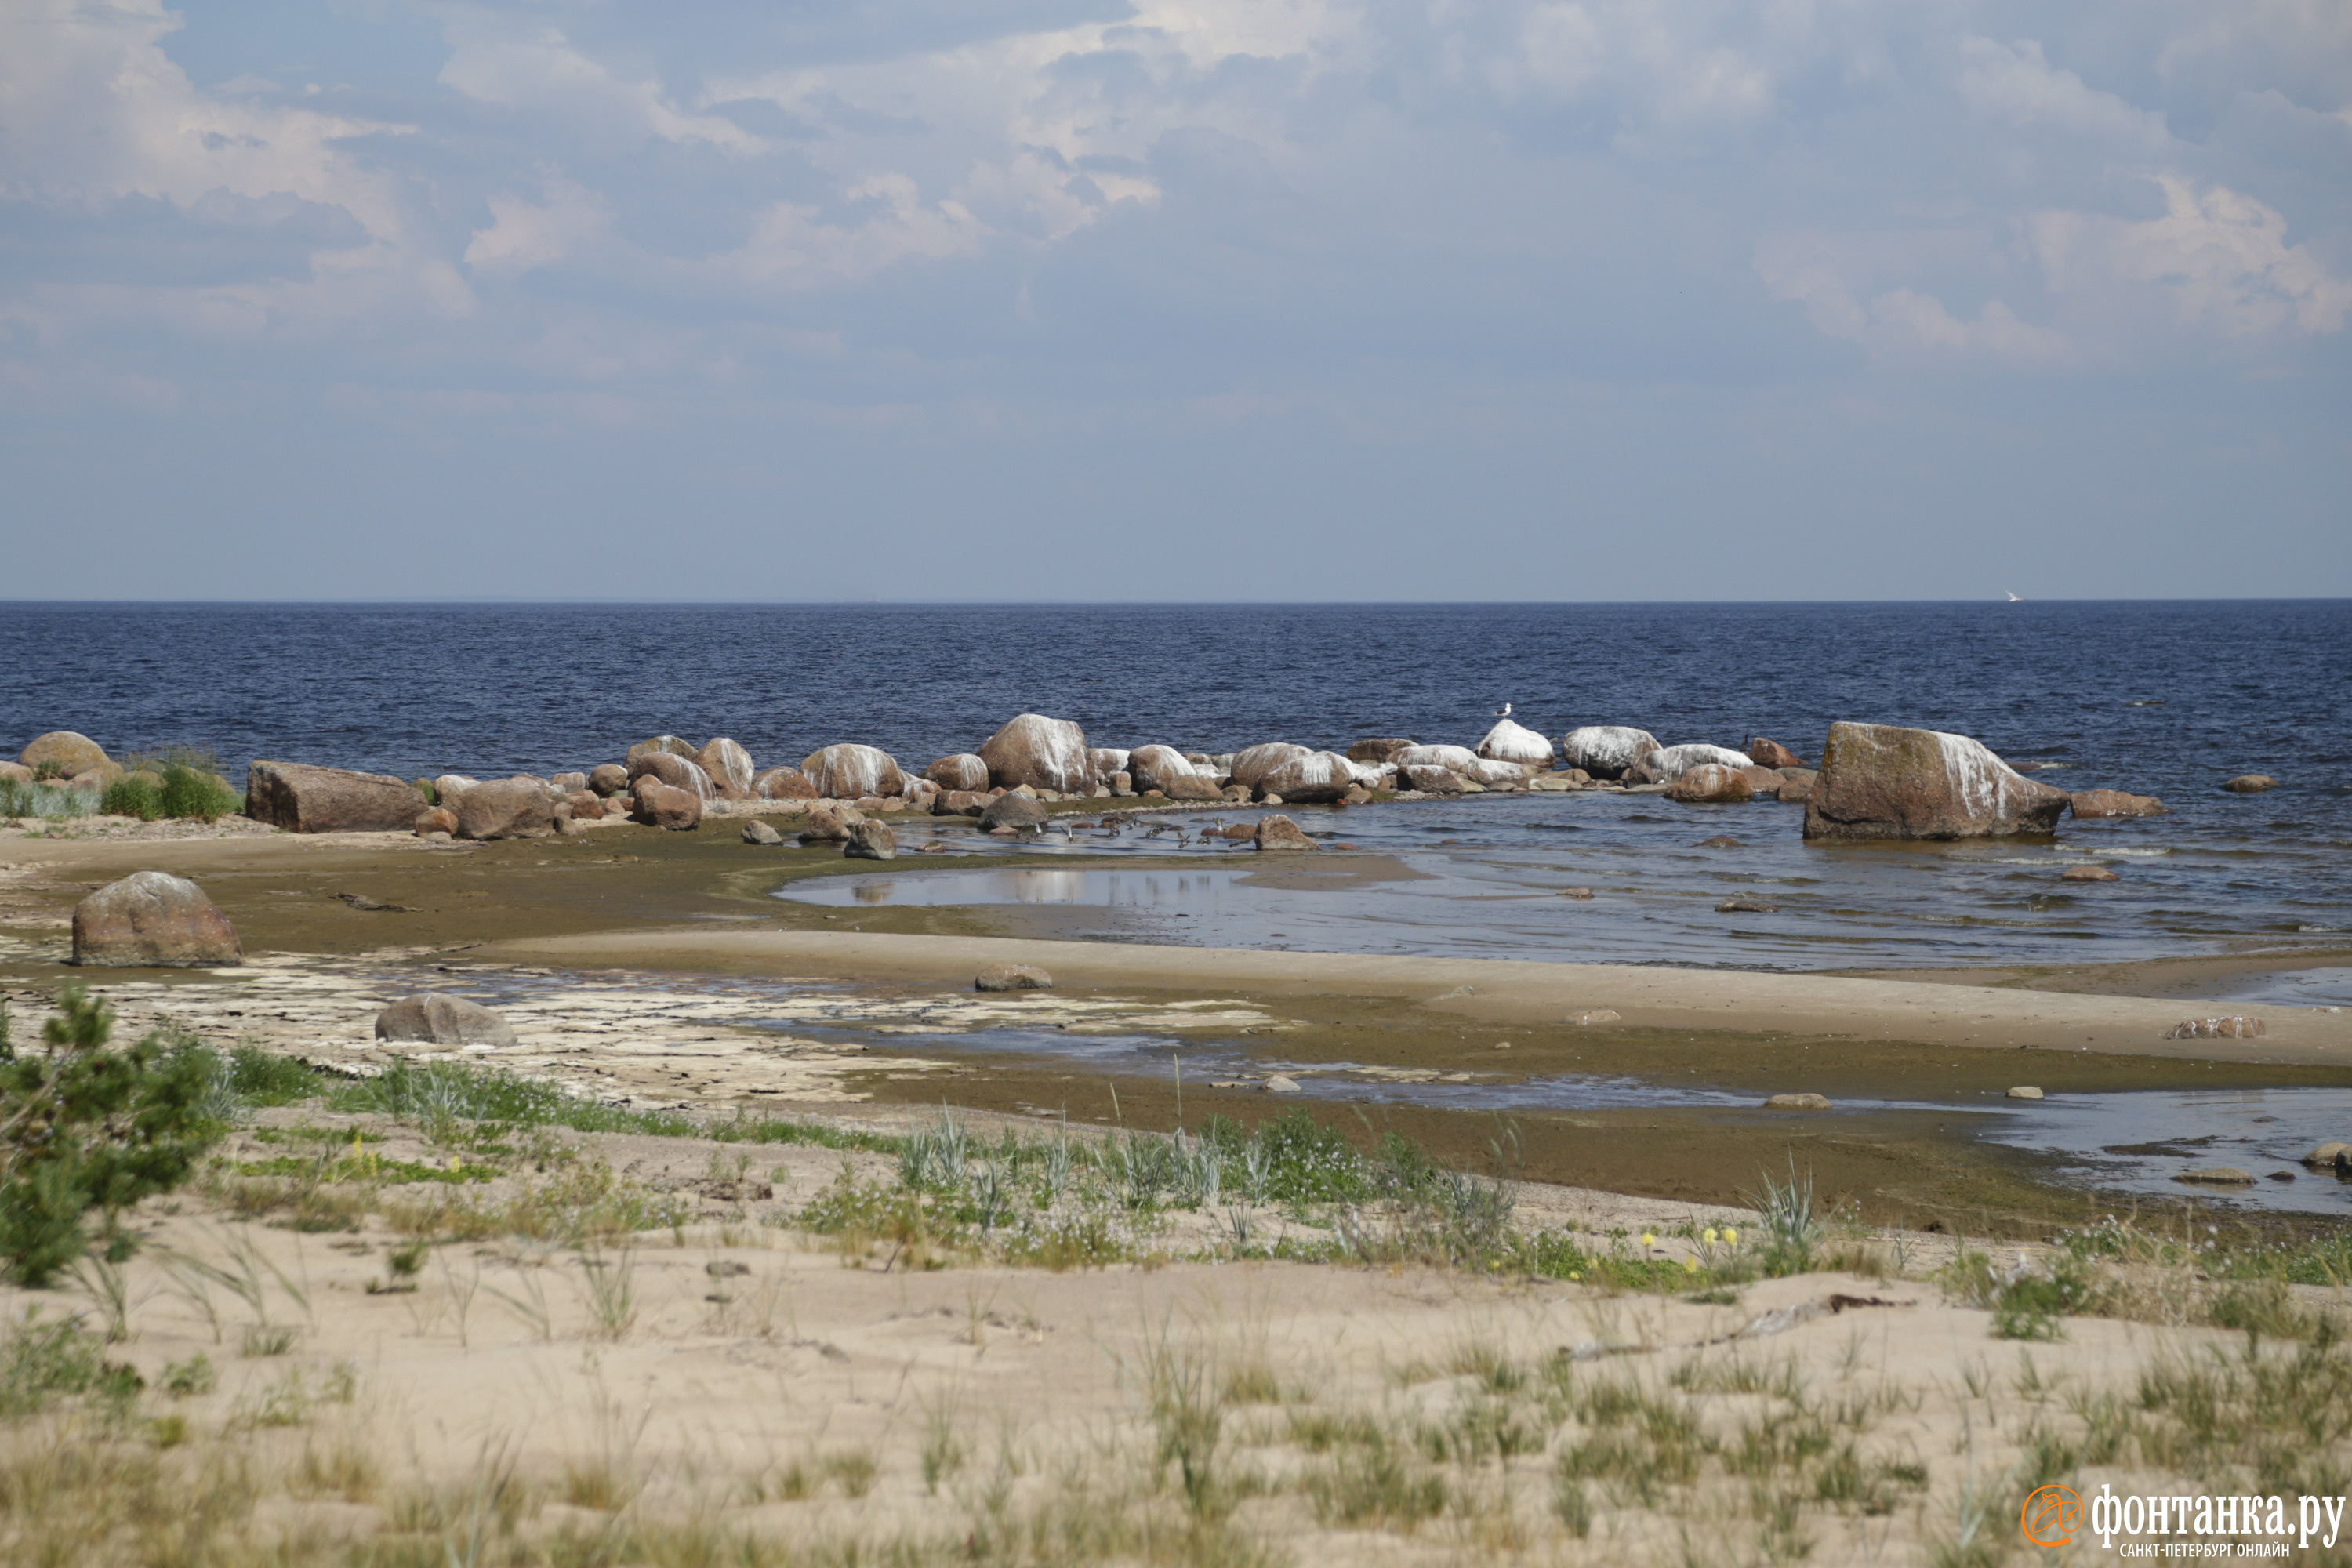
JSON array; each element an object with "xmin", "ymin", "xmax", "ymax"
[{"xmin": 3, "ymin": 600, "xmax": 2347, "ymax": 978}]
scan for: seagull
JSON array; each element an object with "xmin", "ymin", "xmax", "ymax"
[{"xmin": 1495, "ymin": 702, "xmax": 1514, "ymax": 717}]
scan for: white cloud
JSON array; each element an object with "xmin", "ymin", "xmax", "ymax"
[{"xmin": 464, "ymin": 175, "xmax": 612, "ymax": 276}]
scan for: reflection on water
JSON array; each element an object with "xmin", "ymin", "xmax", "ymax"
[
  {"xmin": 792, "ymin": 868, "xmax": 1254, "ymax": 909},
  {"xmin": 1973, "ymin": 1087, "xmax": 2352, "ymax": 1214},
  {"xmin": 2180, "ymin": 967, "xmax": 2352, "ymax": 1008}
]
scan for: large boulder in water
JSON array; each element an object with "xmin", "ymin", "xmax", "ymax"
[
  {"xmin": 375, "ymin": 993, "xmax": 516, "ymax": 1047},
  {"xmin": 753, "ymin": 766, "xmax": 818, "ymax": 800},
  {"xmin": 1804, "ymin": 721, "xmax": 2071, "ymax": 841},
  {"xmin": 1746, "ymin": 737, "xmax": 1806, "ymax": 770},
  {"xmin": 695, "ymin": 738, "xmax": 755, "ymax": 798},
  {"xmin": 455, "ymin": 778, "xmax": 556, "ymax": 840},
  {"xmin": 1258, "ymin": 750, "xmax": 1356, "ymax": 804},
  {"xmin": 626, "ymin": 735, "xmax": 696, "ymax": 765},
  {"xmin": 1391, "ymin": 743, "xmax": 1479, "ymax": 774},
  {"xmin": 926, "ymin": 754, "xmax": 990, "ymax": 792},
  {"xmin": 844, "ymin": 819, "xmax": 898, "ymax": 860},
  {"xmin": 1476, "ymin": 720, "xmax": 1554, "ymax": 767},
  {"xmin": 1464, "ymin": 758, "xmax": 1527, "ymax": 787},
  {"xmin": 588, "ymin": 764, "xmax": 630, "ymax": 797},
  {"xmin": 800, "ymin": 744, "xmax": 904, "ymax": 800},
  {"xmin": 1347, "ymin": 739, "xmax": 1417, "ymax": 764},
  {"xmin": 20, "ymin": 731, "xmax": 111, "ymax": 777},
  {"xmin": 1560, "ymin": 727, "xmax": 1659, "ymax": 779},
  {"xmin": 72, "ymin": 870, "xmax": 241, "ymax": 967},
  {"xmin": 1253, "ymin": 815, "xmax": 1319, "ymax": 851},
  {"xmin": 981, "ymin": 714, "xmax": 1095, "ymax": 794},
  {"xmin": 1626, "ymin": 744, "xmax": 1754, "ymax": 785},
  {"xmin": 1227, "ymin": 742, "xmax": 1312, "ymax": 793},
  {"xmin": 629, "ymin": 750, "xmax": 713, "ymax": 800},
  {"xmin": 978, "ymin": 793, "xmax": 1048, "ymax": 832},
  {"xmin": 1403, "ymin": 764, "xmax": 1466, "ymax": 793},
  {"xmin": 247, "ymin": 761, "xmax": 428, "ymax": 833},
  {"xmin": 2069, "ymin": 789, "xmax": 2168, "ymax": 818},
  {"xmin": 1668, "ymin": 764, "xmax": 1756, "ymax": 804},
  {"xmin": 1087, "ymin": 748, "xmax": 1130, "ymax": 780},
  {"xmin": 1127, "ymin": 745, "xmax": 1201, "ymax": 793}
]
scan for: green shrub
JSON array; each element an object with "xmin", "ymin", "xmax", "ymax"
[
  {"xmin": 100, "ymin": 775, "xmax": 164, "ymax": 820},
  {"xmin": 0, "ymin": 1309, "xmax": 143, "ymax": 1416},
  {"xmin": 157, "ymin": 762, "xmax": 238, "ymax": 822},
  {"xmin": 226, "ymin": 1044, "xmax": 323, "ymax": 1107},
  {"xmin": 0, "ymin": 985, "xmax": 227, "ymax": 1286}
]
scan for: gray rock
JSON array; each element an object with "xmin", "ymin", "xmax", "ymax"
[
  {"xmin": 1763, "ymin": 1092, "xmax": 1831, "ymax": 1109},
  {"xmin": 374, "ymin": 993, "xmax": 517, "ymax": 1047},
  {"xmin": 1560, "ymin": 726, "xmax": 1660, "ymax": 779},
  {"xmin": 978, "ymin": 793, "xmax": 1047, "ymax": 832},
  {"xmin": 1262, "ymin": 1074, "xmax": 1303, "ymax": 1094},
  {"xmin": 71, "ymin": 870, "xmax": 241, "ymax": 967},
  {"xmin": 2176, "ymin": 1166, "xmax": 2256, "ymax": 1185},
  {"xmin": 2223, "ymin": 775, "xmax": 2277, "ymax": 793},
  {"xmin": 2299, "ymin": 1142, "xmax": 2348, "ymax": 1168},
  {"xmin": 2006, "ymin": 1086, "xmax": 2044, "ymax": 1100},
  {"xmin": 975, "ymin": 964, "xmax": 1052, "ymax": 992},
  {"xmin": 1716, "ymin": 896, "xmax": 1780, "ymax": 913},
  {"xmin": 844, "ymin": 819, "xmax": 898, "ymax": 860},
  {"xmin": 741, "ymin": 820, "xmax": 783, "ymax": 845}
]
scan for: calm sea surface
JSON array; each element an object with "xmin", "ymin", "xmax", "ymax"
[{"xmin": 3, "ymin": 601, "xmax": 2346, "ymax": 973}]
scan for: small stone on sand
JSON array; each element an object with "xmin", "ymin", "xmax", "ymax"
[
  {"xmin": 975, "ymin": 964, "xmax": 1053, "ymax": 993},
  {"xmin": 1262, "ymin": 1075, "xmax": 1302, "ymax": 1094},
  {"xmin": 1763, "ymin": 1092, "xmax": 1831, "ymax": 1110},
  {"xmin": 2006, "ymin": 1086, "xmax": 2043, "ymax": 1099}
]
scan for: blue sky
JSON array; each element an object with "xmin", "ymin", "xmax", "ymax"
[{"xmin": 2, "ymin": 1, "xmax": 2346, "ymax": 600}]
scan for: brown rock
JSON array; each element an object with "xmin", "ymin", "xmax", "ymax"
[
  {"xmin": 925, "ymin": 753, "xmax": 990, "ymax": 792},
  {"xmin": 975, "ymin": 964, "xmax": 1053, "ymax": 993},
  {"xmin": 1745, "ymin": 737, "xmax": 1805, "ymax": 770},
  {"xmin": 1803, "ymin": 722, "xmax": 2071, "ymax": 841},
  {"xmin": 753, "ymin": 766, "xmax": 818, "ymax": 800},
  {"xmin": 2164, "ymin": 1016, "xmax": 2266, "ymax": 1040},
  {"xmin": 70, "ymin": 763, "xmax": 125, "ymax": 792},
  {"xmin": 2069, "ymin": 789, "xmax": 2168, "ymax": 818},
  {"xmin": 695, "ymin": 738, "xmax": 756, "ymax": 798},
  {"xmin": 1217, "ymin": 823, "xmax": 1256, "ymax": 840},
  {"xmin": 1740, "ymin": 766, "xmax": 1785, "ymax": 793},
  {"xmin": 71, "ymin": 870, "xmax": 241, "ymax": 967},
  {"xmin": 551, "ymin": 771, "xmax": 589, "ymax": 794},
  {"xmin": 453, "ymin": 777, "xmax": 556, "ymax": 840},
  {"xmin": 414, "ymin": 807, "xmax": 458, "ymax": 836},
  {"xmin": 628, "ymin": 750, "xmax": 714, "ymax": 800},
  {"xmin": 2222, "ymin": 775, "xmax": 2277, "ymax": 793},
  {"xmin": 1124, "ymin": 745, "xmax": 1199, "ymax": 793},
  {"xmin": 1347, "ymin": 739, "xmax": 1417, "ymax": 764},
  {"xmin": 1775, "ymin": 769, "xmax": 1817, "ymax": 804},
  {"xmin": 797, "ymin": 805, "xmax": 863, "ymax": 843},
  {"xmin": 980, "ymin": 714, "xmax": 1095, "ymax": 794},
  {"xmin": 1253, "ymin": 815, "xmax": 1319, "ymax": 852},
  {"xmin": 631, "ymin": 777, "xmax": 702, "ymax": 831},
  {"xmin": 1403, "ymin": 764, "xmax": 1465, "ymax": 793},
  {"xmin": 844, "ymin": 819, "xmax": 898, "ymax": 860},
  {"xmin": 1668, "ymin": 764, "xmax": 1755, "ymax": 804},
  {"xmin": 978, "ymin": 793, "xmax": 1048, "ymax": 833},
  {"xmin": 626, "ymin": 735, "xmax": 696, "ymax": 765},
  {"xmin": 1763, "ymin": 1092, "xmax": 1831, "ymax": 1110},
  {"xmin": 2176, "ymin": 1167, "xmax": 2256, "ymax": 1186},
  {"xmin": 246, "ymin": 761, "xmax": 428, "ymax": 833},
  {"xmin": 933, "ymin": 790, "xmax": 988, "ymax": 816},
  {"xmin": 1163, "ymin": 775, "xmax": 1225, "ymax": 801},
  {"xmin": 589, "ymin": 763, "xmax": 630, "ymax": 797},
  {"xmin": 564, "ymin": 790, "xmax": 604, "ymax": 818},
  {"xmin": 19, "ymin": 731, "xmax": 111, "ymax": 777},
  {"xmin": 2060, "ymin": 864, "xmax": 2120, "ymax": 882},
  {"xmin": 374, "ymin": 993, "xmax": 517, "ymax": 1047},
  {"xmin": 0, "ymin": 761, "xmax": 31, "ymax": 786},
  {"xmin": 800, "ymin": 744, "xmax": 905, "ymax": 800},
  {"xmin": 742, "ymin": 819, "xmax": 783, "ymax": 845},
  {"xmin": 2299, "ymin": 1142, "xmax": 2349, "ymax": 1168}
]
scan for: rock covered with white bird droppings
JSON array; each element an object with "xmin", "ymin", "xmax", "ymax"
[{"xmin": 1803, "ymin": 722, "xmax": 2069, "ymax": 841}]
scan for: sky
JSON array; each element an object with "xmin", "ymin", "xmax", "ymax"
[{"xmin": 1, "ymin": 0, "xmax": 2347, "ymax": 601}]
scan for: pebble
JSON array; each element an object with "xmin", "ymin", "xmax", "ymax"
[
  {"xmin": 2006, "ymin": 1086, "xmax": 2044, "ymax": 1099},
  {"xmin": 1559, "ymin": 887, "xmax": 1595, "ymax": 899},
  {"xmin": 1262, "ymin": 1075, "xmax": 1302, "ymax": 1094},
  {"xmin": 975, "ymin": 964, "xmax": 1053, "ymax": 993},
  {"xmin": 1763, "ymin": 1092, "xmax": 1831, "ymax": 1110}
]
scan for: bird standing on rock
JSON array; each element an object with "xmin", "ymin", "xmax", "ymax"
[{"xmin": 1495, "ymin": 702, "xmax": 1513, "ymax": 717}]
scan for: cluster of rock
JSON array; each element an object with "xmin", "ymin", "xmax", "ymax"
[{"xmin": 2, "ymin": 731, "xmax": 234, "ymax": 800}]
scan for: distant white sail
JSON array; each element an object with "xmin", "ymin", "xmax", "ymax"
[{"xmin": 2004, "ymin": 591, "xmax": 2022, "ymax": 602}]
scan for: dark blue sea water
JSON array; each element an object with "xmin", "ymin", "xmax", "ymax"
[{"xmin": 3, "ymin": 601, "xmax": 2346, "ymax": 971}]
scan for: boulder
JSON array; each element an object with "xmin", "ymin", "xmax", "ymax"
[
  {"xmin": 0, "ymin": 761, "xmax": 31, "ymax": 786},
  {"xmin": 1391, "ymin": 743, "xmax": 1480, "ymax": 774},
  {"xmin": 797, "ymin": 805, "xmax": 863, "ymax": 843},
  {"xmin": 978, "ymin": 793, "xmax": 1048, "ymax": 833},
  {"xmin": 564, "ymin": 790, "xmax": 604, "ymax": 818},
  {"xmin": 1561, "ymin": 727, "xmax": 1661, "ymax": 779},
  {"xmin": 1464, "ymin": 758, "xmax": 1528, "ymax": 787},
  {"xmin": 2300, "ymin": 1142, "xmax": 2349, "ymax": 1169},
  {"xmin": 800, "ymin": 744, "xmax": 905, "ymax": 800},
  {"xmin": 19, "ymin": 731, "xmax": 111, "ymax": 777},
  {"xmin": 588, "ymin": 764, "xmax": 630, "ymax": 797},
  {"xmin": 1776, "ymin": 770, "xmax": 1818, "ymax": 804},
  {"xmin": 1716, "ymin": 896, "xmax": 1780, "ymax": 913},
  {"xmin": 1262, "ymin": 1075, "xmax": 1302, "ymax": 1094},
  {"xmin": 1253, "ymin": 815, "xmax": 1319, "ymax": 852},
  {"xmin": 1087, "ymin": 748, "xmax": 1131, "ymax": 779},
  {"xmin": 1109, "ymin": 771, "xmax": 1134, "ymax": 795},
  {"xmin": 1163, "ymin": 775, "xmax": 1225, "ymax": 801},
  {"xmin": 373, "ymin": 993, "xmax": 517, "ymax": 1047},
  {"xmin": 844, "ymin": 819, "xmax": 898, "ymax": 861},
  {"xmin": 1745, "ymin": 737, "xmax": 1805, "ymax": 770},
  {"xmin": 2069, "ymin": 789, "xmax": 2167, "ymax": 818},
  {"xmin": 976, "ymin": 964, "xmax": 1053, "ymax": 992},
  {"xmin": 70, "ymin": 763, "xmax": 124, "ymax": 791},
  {"xmin": 925, "ymin": 754, "xmax": 990, "ymax": 793},
  {"xmin": 934, "ymin": 790, "xmax": 989, "ymax": 816},
  {"xmin": 1802, "ymin": 723, "xmax": 2070, "ymax": 841},
  {"xmin": 246, "ymin": 761, "xmax": 429, "ymax": 833},
  {"xmin": 453, "ymin": 778, "xmax": 555, "ymax": 840},
  {"xmin": 1403, "ymin": 764, "xmax": 1466, "ymax": 793},
  {"xmin": 753, "ymin": 766, "xmax": 818, "ymax": 800},
  {"xmin": 413, "ymin": 807, "xmax": 459, "ymax": 837},
  {"xmin": 1476, "ymin": 719, "xmax": 1555, "ymax": 767},
  {"xmin": 1347, "ymin": 739, "xmax": 1417, "ymax": 764},
  {"xmin": 2164, "ymin": 1016, "xmax": 2265, "ymax": 1040},
  {"xmin": 631, "ymin": 777, "xmax": 702, "ymax": 831},
  {"xmin": 1762, "ymin": 1093, "xmax": 1831, "ymax": 1110},
  {"xmin": 1668, "ymin": 764, "xmax": 1756, "ymax": 804},
  {"xmin": 2060, "ymin": 865, "xmax": 2120, "ymax": 883},
  {"xmin": 2007, "ymin": 1086, "xmax": 2045, "ymax": 1100},
  {"xmin": 1127, "ymin": 745, "xmax": 1200, "ymax": 793},
  {"xmin": 1739, "ymin": 767, "xmax": 1785, "ymax": 793},
  {"xmin": 980, "ymin": 714, "xmax": 1094, "ymax": 794},
  {"xmin": 742, "ymin": 820, "xmax": 783, "ymax": 845},
  {"xmin": 550, "ymin": 771, "xmax": 589, "ymax": 795},
  {"xmin": 71, "ymin": 870, "xmax": 241, "ymax": 967},
  {"xmin": 1560, "ymin": 887, "xmax": 1595, "ymax": 900},
  {"xmin": 695, "ymin": 738, "xmax": 756, "ymax": 798},
  {"xmin": 1527, "ymin": 771, "xmax": 1586, "ymax": 793},
  {"xmin": 2176, "ymin": 1167, "xmax": 2256, "ymax": 1186},
  {"xmin": 1626, "ymin": 744, "xmax": 1755, "ymax": 785},
  {"xmin": 628, "ymin": 750, "xmax": 714, "ymax": 801},
  {"xmin": 430, "ymin": 775, "xmax": 479, "ymax": 805},
  {"xmin": 2222, "ymin": 775, "xmax": 2277, "ymax": 794},
  {"xmin": 1228, "ymin": 742, "xmax": 1313, "ymax": 793},
  {"xmin": 626, "ymin": 735, "xmax": 696, "ymax": 765},
  {"xmin": 1258, "ymin": 750, "xmax": 1357, "ymax": 804}
]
